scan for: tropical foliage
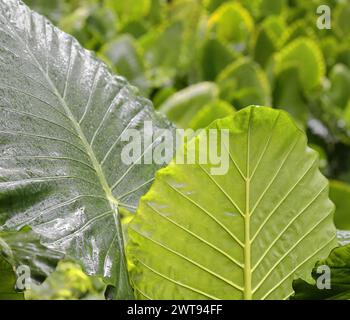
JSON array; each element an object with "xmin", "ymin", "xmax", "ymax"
[{"xmin": 0, "ymin": 0, "xmax": 350, "ymax": 300}]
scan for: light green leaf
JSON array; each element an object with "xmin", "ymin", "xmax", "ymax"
[
  {"xmin": 208, "ymin": 2, "xmax": 254, "ymax": 46},
  {"xmin": 0, "ymin": 0, "xmax": 174, "ymax": 299},
  {"xmin": 159, "ymin": 82, "xmax": 219, "ymax": 128},
  {"xmin": 217, "ymin": 58, "xmax": 271, "ymax": 108},
  {"xmin": 275, "ymin": 37, "xmax": 325, "ymax": 92},
  {"xmin": 320, "ymin": 36, "xmax": 338, "ymax": 67},
  {"xmin": 329, "ymin": 180, "xmax": 350, "ymax": 246},
  {"xmin": 128, "ymin": 106, "xmax": 337, "ymax": 300},
  {"xmin": 189, "ymin": 100, "xmax": 235, "ymax": 130},
  {"xmin": 99, "ymin": 35, "xmax": 149, "ymax": 94},
  {"xmin": 253, "ymin": 16, "xmax": 286, "ymax": 67},
  {"xmin": 273, "ymin": 65, "xmax": 308, "ymax": 127},
  {"xmin": 25, "ymin": 260, "xmax": 105, "ymax": 300},
  {"xmin": 280, "ymin": 20, "xmax": 316, "ymax": 45},
  {"xmin": 327, "ymin": 64, "xmax": 350, "ymax": 110}
]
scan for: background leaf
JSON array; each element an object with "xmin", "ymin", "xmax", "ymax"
[
  {"xmin": 188, "ymin": 99, "xmax": 235, "ymax": 130},
  {"xmin": 0, "ymin": 226, "xmax": 63, "ymax": 299},
  {"xmin": 292, "ymin": 244, "xmax": 350, "ymax": 300},
  {"xmin": 159, "ymin": 82, "xmax": 219, "ymax": 128}
]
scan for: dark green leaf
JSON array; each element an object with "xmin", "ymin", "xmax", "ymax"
[{"xmin": 0, "ymin": 0, "xmax": 174, "ymax": 299}]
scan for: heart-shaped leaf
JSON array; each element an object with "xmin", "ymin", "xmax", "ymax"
[
  {"xmin": 0, "ymin": 0, "xmax": 174, "ymax": 299},
  {"xmin": 217, "ymin": 58, "xmax": 271, "ymax": 109},
  {"xmin": 128, "ymin": 106, "xmax": 337, "ymax": 300},
  {"xmin": 274, "ymin": 38, "xmax": 325, "ymax": 92}
]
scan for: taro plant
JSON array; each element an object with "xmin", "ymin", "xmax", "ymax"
[
  {"xmin": 0, "ymin": 0, "xmax": 173, "ymax": 300},
  {"xmin": 1, "ymin": 0, "xmax": 350, "ymax": 301}
]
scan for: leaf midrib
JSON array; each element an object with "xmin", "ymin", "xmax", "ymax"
[{"xmin": 243, "ymin": 108, "xmax": 252, "ymax": 300}]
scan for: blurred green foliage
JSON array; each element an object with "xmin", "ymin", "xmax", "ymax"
[
  {"xmin": 25, "ymin": 260, "xmax": 105, "ymax": 300},
  {"xmin": 22, "ymin": 0, "xmax": 350, "ymax": 299}
]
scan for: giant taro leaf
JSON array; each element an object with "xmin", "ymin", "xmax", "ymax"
[
  {"xmin": 274, "ymin": 38, "xmax": 325, "ymax": 92},
  {"xmin": 0, "ymin": 0, "xmax": 174, "ymax": 299},
  {"xmin": 128, "ymin": 106, "xmax": 337, "ymax": 300},
  {"xmin": 273, "ymin": 65, "xmax": 308, "ymax": 127},
  {"xmin": 188, "ymin": 100, "xmax": 235, "ymax": 131},
  {"xmin": 208, "ymin": 2, "xmax": 254, "ymax": 46},
  {"xmin": 217, "ymin": 58, "xmax": 271, "ymax": 109},
  {"xmin": 159, "ymin": 82, "xmax": 219, "ymax": 128},
  {"xmin": 253, "ymin": 16, "xmax": 286, "ymax": 68}
]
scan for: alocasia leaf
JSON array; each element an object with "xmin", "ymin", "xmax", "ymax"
[
  {"xmin": 127, "ymin": 106, "xmax": 337, "ymax": 300},
  {"xmin": 188, "ymin": 100, "xmax": 235, "ymax": 130},
  {"xmin": 253, "ymin": 16, "xmax": 286, "ymax": 67},
  {"xmin": 0, "ymin": 0, "xmax": 174, "ymax": 299},
  {"xmin": 208, "ymin": 2, "xmax": 254, "ymax": 46},
  {"xmin": 320, "ymin": 36, "xmax": 338, "ymax": 68},
  {"xmin": 0, "ymin": 226, "xmax": 63, "ymax": 299},
  {"xmin": 328, "ymin": 180, "xmax": 350, "ymax": 246},
  {"xmin": 327, "ymin": 64, "xmax": 350, "ymax": 110},
  {"xmin": 199, "ymin": 38, "xmax": 235, "ymax": 81},
  {"xmin": 274, "ymin": 37, "xmax": 325, "ymax": 92},
  {"xmin": 292, "ymin": 244, "xmax": 350, "ymax": 300},
  {"xmin": 280, "ymin": 20, "xmax": 316, "ymax": 45},
  {"xmin": 273, "ymin": 65, "xmax": 308, "ymax": 127},
  {"xmin": 159, "ymin": 82, "xmax": 219, "ymax": 128},
  {"xmin": 217, "ymin": 58, "xmax": 271, "ymax": 109}
]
